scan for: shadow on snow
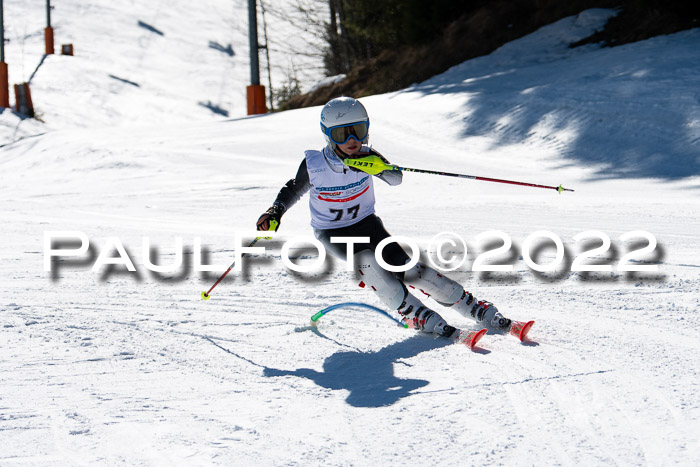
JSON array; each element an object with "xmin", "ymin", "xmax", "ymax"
[
  {"xmin": 264, "ymin": 334, "xmax": 453, "ymax": 408},
  {"xmin": 403, "ymin": 30, "xmax": 700, "ymax": 181}
]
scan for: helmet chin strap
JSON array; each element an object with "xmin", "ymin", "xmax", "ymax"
[
  {"xmin": 334, "ymin": 146, "xmax": 351, "ymax": 159},
  {"xmin": 333, "ymin": 138, "xmax": 367, "ymax": 160}
]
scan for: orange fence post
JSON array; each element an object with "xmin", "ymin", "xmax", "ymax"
[
  {"xmin": 45, "ymin": 26, "xmax": 54, "ymax": 54},
  {"xmin": 246, "ymin": 84, "xmax": 267, "ymax": 115},
  {"xmin": 0, "ymin": 62, "xmax": 8, "ymax": 108}
]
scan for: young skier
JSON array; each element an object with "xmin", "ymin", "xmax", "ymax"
[{"xmin": 256, "ymin": 97, "xmax": 522, "ymax": 343}]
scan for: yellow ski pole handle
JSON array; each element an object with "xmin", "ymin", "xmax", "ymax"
[
  {"xmin": 201, "ymin": 220, "xmax": 279, "ymax": 300},
  {"xmin": 262, "ymin": 219, "xmax": 279, "ymax": 239},
  {"xmin": 343, "ymin": 155, "xmax": 396, "ymax": 175}
]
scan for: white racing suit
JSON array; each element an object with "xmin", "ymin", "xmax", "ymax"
[{"xmin": 272, "ymin": 144, "xmax": 503, "ymax": 334}]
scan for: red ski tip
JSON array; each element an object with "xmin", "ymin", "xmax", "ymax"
[
  {"xmin": 509, "ymin": 320, "xmax": 535, "ymax": 342},
  {"xmin": 469, "ymin": 328, "xmax": 488, "ymax": 349},
  {"xmin": 455, "ymin": 328, "xmax": 488, "ymax": 349}
]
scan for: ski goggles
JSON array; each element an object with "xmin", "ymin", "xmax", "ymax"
[{"xmin": 321, "ymin": 121, "xmax": 369, "ymax": 145}]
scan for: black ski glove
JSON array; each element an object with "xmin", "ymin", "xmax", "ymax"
[
  {"xmin": 345, "ymin": 148, "xmax": 392, "ymax": 173},
  {"xmin": 368, "ymin": 148, "xmax": 392, "ymax": 165},
  {"xmin": 256, "ymin": 204, "xmax": 283, "ymax": 232}
]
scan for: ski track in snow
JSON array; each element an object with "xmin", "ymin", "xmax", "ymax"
[{"xmin": 2, "ymin": 6, "xmax": 700, "ymax": 466}]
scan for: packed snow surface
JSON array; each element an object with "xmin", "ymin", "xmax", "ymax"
[{"xmin": 2, "ymin": 7, "xmax": 700, "ymax": 466}]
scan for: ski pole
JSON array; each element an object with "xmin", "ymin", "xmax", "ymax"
[
  {"xmin": 344, "ymin": 155, "xmax": 574, "ymax": 193},
  {"xmin": 200, "ymin": 220, "xmax": 278, "ymax": 300}
]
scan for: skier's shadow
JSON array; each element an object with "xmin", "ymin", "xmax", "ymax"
[{"xmin": 263, "ymin": 335, "xmax": 452, "ymax": 408}]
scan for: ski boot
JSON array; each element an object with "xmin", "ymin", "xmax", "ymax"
[
  {"xmin": 399, "ymin": 294, "xmax": 487, "ymax": 349},
  {"xmin": 398, "ymin": 292, "xmax": 455, "ymax": 337},
  {"xmin": 452, "ymin": 292, "xmax": 506, "ymax": 327},
  {"xmin": 453, "ymin": 293, "xmax": 534, "ymax": 341}
]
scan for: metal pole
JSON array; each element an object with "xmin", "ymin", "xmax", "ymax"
[
  {"xmin": 44, "ymin": 0, "xmax": 54, "ymax": 55},
  {"xmin": 0, "ymin": 0, "xmax": 9, "ymax": 109},
  {"xmin": 396, "ymin": 166, "xmax": 574, "ymax": 192},
  {"xmin": 248, "ymin": 0, "xmax": 260, "ymax": 85},
  {"xmin": 1, "ymin": 0, "xmax": 5, "ymax": 62},
  {"xmin": 343, "ymin": 157, "xmax": 574, "ymax": 193},
  {"xmin": 200, "ymin": 220, "xmax": 278, "ymax": 300},
  {"xmin": 259, "ymin": 0, "xmax": 274, "ymax": 111}
]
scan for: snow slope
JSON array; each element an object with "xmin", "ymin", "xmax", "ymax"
[
  {"xmin": 2, "ymin": 8, "xmax": 700, "ymax": 466},
  {"xmin": 0, "ymin": 0, "xmax": 325, "ymax": 143}
]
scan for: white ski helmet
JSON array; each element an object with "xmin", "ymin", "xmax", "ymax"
[{"xmin": 320, "ymin": 97, "xmax": 370, "ymax": 152}]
